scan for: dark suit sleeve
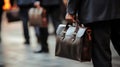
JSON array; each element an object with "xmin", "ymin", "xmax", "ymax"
[{"xmin": 67, "ymin": 0, "xmax": 80, "ymax": 15}]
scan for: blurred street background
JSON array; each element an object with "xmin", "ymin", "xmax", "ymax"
[{"xmin": 0, "ymin": 11, "xmax": 120, "ymax": 67}]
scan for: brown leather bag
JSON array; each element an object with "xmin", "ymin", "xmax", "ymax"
[
  {"xmin": 28, "ymin": 7, "xmax": 48, "ymax": 27},
  {"xmin": 55, "ymin": 22, "xmax": 92, "ymax": 62}
]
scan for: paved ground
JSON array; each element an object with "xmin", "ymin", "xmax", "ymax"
[{"xmin": 0, "ymin": 12, "xmax": 120, "ymax": 67}]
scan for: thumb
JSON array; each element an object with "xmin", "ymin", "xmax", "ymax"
[{"xmin": 65, "ymin": 13, "xmax": 75, "ymax": 23}]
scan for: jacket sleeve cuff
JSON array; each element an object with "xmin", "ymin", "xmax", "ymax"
[
  {"xmin": 67, "ymin": 8, "xmax": 76, "ymax": 15},
  {"xmin": 66, "ymin": 0, "xmax": 77, "ymax": 15}
]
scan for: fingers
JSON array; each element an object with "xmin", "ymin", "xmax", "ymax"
[{"xmin": 65, "ymin": 13, "xmax": 75, "ymax": 23}]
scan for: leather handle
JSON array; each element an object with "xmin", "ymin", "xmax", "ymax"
[
  {"xmin": 62, "ymin": 22, "xmax": 72, "ymax": 33},
  {"xmin": 62, "ymin": 20, "xmax": 86, "ymax": 40},
  {"xmin": 61, "ymin": 22, "xmax": 72, "ymax": 39},
  {"xmin": 72, "ymin": 20, "xmax": 86, "ymax": 41}
]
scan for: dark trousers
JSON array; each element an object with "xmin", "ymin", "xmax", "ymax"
[
  {"xmin": 111, "ymin": 20, "xmax": 120, "ymax": 56},
  {"xmin": 44, "ymin": 5, "xmax": 62, "ymax": 34},
  {"xmin": 19, "ymin": 8, "xmax": 30, "ymax": 41},
  {"xmin": 39, "ymin": 27, "xmax": 48, "ymax": 51},
  {"xmin": 86, "ymin": 21, "xmax": 112, "ymax": 67}
]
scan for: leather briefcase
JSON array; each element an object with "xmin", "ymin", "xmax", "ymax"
[{"xmin": 55, "ymin": 22, "xmax": 92, "ymax": 62}]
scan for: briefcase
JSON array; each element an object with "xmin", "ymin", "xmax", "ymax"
[{"xmin": 55, "ymin": 22, "xmax": 92, "ymax": 62}]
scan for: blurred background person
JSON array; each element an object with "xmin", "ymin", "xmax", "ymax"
[
  {"xmin": 0, "ymin": 0, "xmax": 4, "ymax": 66},
  {"xmin": 34, "ymin": 0, "xmax": 63, "ymax": 53},
  {"xmin": 16, "ymin": 0, "xmax": 42, "ymax": 45},
  {"xmin": 16, "ymin": 0, "xmax": 36, "ymax": 45},
  {"xmin": 36, "ymin": 0, "xmax": 62, "ymax": 34},
  {"xmin": 0, "ymin": 0, "xmax": 4, "ymax": 42},
  {"xmin": 33, "ymin": 3, "xmax": 49, "ymax": 53}
]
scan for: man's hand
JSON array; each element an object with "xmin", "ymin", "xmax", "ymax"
[{"xmin": 65, "ymin": 13, "xmax": 75, "ymax": 23}]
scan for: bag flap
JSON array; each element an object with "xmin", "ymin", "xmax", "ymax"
[
  {"xmin": 65, "ymin": 26, "xmax": 87, "ymax": 37},
  {"xmin": 76, "ymin": 27, "xmax": 87, "ymax": 37},
  {"xmin": 65, "ymin": 26, "xmax": 76, "ymax": 36},
  {"xmin": 56, "ymin": 24, "xmax": 66, "ymax": 35}
]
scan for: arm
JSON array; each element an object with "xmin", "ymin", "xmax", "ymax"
[
  {"xmin": 67, "ymin": 0, "xmax": 80, "ymax": 15},
  {"xmin": 65, "ymin": 0, "xmax": 80, "ymax": 22}
]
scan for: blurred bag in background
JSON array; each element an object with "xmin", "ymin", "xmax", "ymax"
[
  {"xmin": 6, "ymin": 6, "xmax": 20, "ymax": 22},
  {"xmin": 6, "ymin": 0, "xmax": 21, "ymax": 22},
  {"xmin": 28, "ymin": 7, "xmax": 48, "ymax": 27}
]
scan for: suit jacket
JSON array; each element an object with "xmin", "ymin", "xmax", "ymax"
[
  {"xmin": 17, "ymin": 0, "xmax": 35, "ymax": 6},
  {"xmin": 67, "ymin": 0, "xmax": 120, "ymax": 24},
  {"xmin": 38, "ymin": 0, "xmax": 61, "ymax": 6}
]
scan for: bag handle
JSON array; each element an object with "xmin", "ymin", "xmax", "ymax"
[
  {"xmin": 73, "ymin": 19, "xmax": 85, "ymax": 34},
  {"xmin": 74, "ymin": 20, "xmax": 92, "ymax": 40},
  {"xmin": 61, "ymin": 20, "xmax": 82, "ymax": 38},
  {"xmin": 61, "ymin": 22, "xmax": 72, "ymax": 39},
  {"xmin": 72, "ymin": 20, "xmax": 89, "ymax": 41},
  {"xmin": 61, "ymin": 19, "xmax": 89, "ymax": 40}
]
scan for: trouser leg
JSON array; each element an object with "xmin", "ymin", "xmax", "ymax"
[
  {"xmin": 50, "ymin": 6, "xmax": 61, "ymax": 34},
  {"xmin": 87, "ymin": 22, "xmax": 112, "ymax": 67},
  {"xmin": 39, "ymin": 27, "xmax": 48, "ymax": 51},
  {"xmin": 19, "ymin": 8, "xmax": 30, "ymax": 41},
  {"xmin": 111, "ymin": 20, "xmax": 120, "ymax": 56}
]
